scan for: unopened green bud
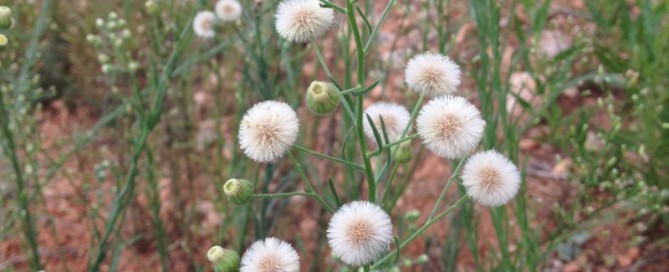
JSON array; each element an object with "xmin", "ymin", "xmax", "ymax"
[
  {"xmin": 95, "ymin": 18, "xmax": 105, "ymax": 28},
  {"xmin": 207, "ymin": 246, "xmax": 240, "ymax": 272},
  {"xmin": 392, "ymin": 141, "xmax": 412, "ymax": 163},
  {"xmin": 0, "ymin": 34, "xmax": 7, "ymax": 47},
  {"xmin": 102, "ymin": 64, "xmax": 113, "ymax": 74},
  {"xmin": 416, "ymin": 254, "xmax": 429, "ymax": 263},
  {"xmin": 224, "ymin": 178, "xmax": 254, "ymax": 205},
  {"xmin": 305, "ymin": 81, "xmax": 339, "ymax": 115},
  {"xmin": 145, "ymin": 1, "xmax": 159, "ymax": 15},
  {"xmin": 128, "ymin": 61, "xmax": 140, "ymax": 73},
  {"xmin": 404, "ymin": 209, "xmax": 420, "ymax": 221},
  {"xmin": 0, "ymin": 6, "xmax": 12, "ymax": 29},
  {"xmin": 97, "ymin": 54, "xmax": 110, "ymax": 63}
]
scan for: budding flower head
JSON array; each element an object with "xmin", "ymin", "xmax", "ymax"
[
  {"xmin": 224, "ymin": 178, "xmax": 254, "ymax": 205},
  {"xmin": 239, "ymin": 100, "xmax": 300, "ymax": 163},
  {"xmin": 305, "ymin": 81, "xmax": 339, "ymax": 115},
  {"xmin": 416, "ymin": 96, "xmax": 485, "ymax": 159},
  {"xmin": 0, "ymin": 34, "xmax": 7, "ymax": 47},
  {"xmin": 275, "ymin": 0, "xmax": 335, "ymax": 43},
  {"xmin": 392, "ymin": 140, "xmax": 412, "ymax": 163},
  {"xmin": 363, "ymin": 102, "xmax": 411, "ymax": 144},
  {"xmin": 405, "ymin": 52, "xmax": 461, "ymax": 97},
  {"xmin": 145, "ymin": 1, "xmax": 159, "ymax": 15},
  {"xmin": 0, "ymin": 6, "xmax": 12, "ymax": 29},
  {"xmin": 461, "ymin": 150, "xmax": 521, "ymax": 207},
  {"xmin": 207, "ymin": 246, "xmax": 240, "ymax": 272},
  {"xmin": 193, "ymin": 11, "xmax": 217, "ymax": 39},
  {"xmin": 241, "ymin": 237, "xmax": 300, "ymax": 272},
  {"xmin": 327, "ymin": 201, "xmax": 393, "ymax": 266},
  {"xmin": 216, "ymin": 0, "xmax": 243, "ymax": 22}
]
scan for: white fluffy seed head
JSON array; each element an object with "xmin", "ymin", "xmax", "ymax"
[
  {"xmin": 405, "ymin": 52, "xmax": 461, "ymax": 97},
  {"xmin": 193, "ymin": 11, "xmax": 217, "ymax": 38},
  {"xmin": 275, "ymin": 0, "xmax": 335, "ymax": 43},
  {"xmin": 327, "ymin": 201, "xmax": 393, "ymax": 266},
  {"xmin": 239, "ymin": 101, "xmax": 299, "ymax": 163},
  {"xmin": 363, "ymin": 102, "xmax": 411, "ymax": 144},
  {"xmin": 416, "ymin": 96, "xmax": 485, "ymax": 159},
  {"xmin": 240, "ymin": 237, "xmax": 300, "ymax": 272},
  {"xmin": 461, "ymin": 150, "xmax": 521, "ymax": 207},
  {"xmin": 215, "ymin": 0, "xmax": 242, "ymax": 22}
]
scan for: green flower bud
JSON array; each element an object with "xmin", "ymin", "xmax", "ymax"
[
  {"xmin": 305, "ymin": 81, "xmax": 339, "ymax": 115},
  {"xmin": 0, "ymin": 6, "xmax": 12, "ymax": 29},
  {"xmin": 97, "ymin": 54, "xmax": 110, "ymax": 63},
  {"xmin": 101, "ymin": 64, "xmax": 113, "ymax": 74},
  {"xmin": 128, "ymin": 61, "xmax": 140, "ymax": 73},
  {"xmin": 416, "ymin": 254, "xmax": 429, "ymax": 263},
  {"xmin": 0, "ymin": 34, "xmax": 7, "ymax": 47},
  {"xmin": 224, "ymin": 178, "xmax": 254, "ymax": 205},
  {"xmin": 392, "ymin": 141, "xmax": 412, "ymax": 163},
  {"xmin": 145, "ymin": 1, "xmax": 159, "ymax": 15},
  {"xmin": 207, "ymin": 246, "xmax": 240, "ymax": 272}
]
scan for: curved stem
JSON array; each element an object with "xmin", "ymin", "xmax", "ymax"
[
  {"xmin": 372, "ymin": 196, "xmax": 469, "ymax": 269},
  {"xmin": 288, "ymin": 152, "xmax": 334, "ymax": 213}
]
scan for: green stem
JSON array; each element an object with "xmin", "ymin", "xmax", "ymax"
[
  {"xmin": 380, "ymin": 163, "xmax": 400, "ymax": 206},
  {"xmin": 363, "ymin": 0, "xmax": 396, "ymax": 54},
  {"xmin": 372, "ymin": 196, "xmax": 469, "ymax": 269},
  {"xmin": 346, "ymin": 0, "xmax": 376, "ymax": 202},
  {"xmin": 0, "ymin": 88, "xmax": 41, "ymax": 271},
  {"xmin": 370, "ymin": 134, "xmax": 419, "ymax": 157},
  {"xmin": 318, "ymin": 0, "xmax": 346, "ymax": 13},
  {"xmin": 253, "ymin": 192, "xmax": 312, "ymax": 198},
  {"xmin": 288, "ymin": 152, "xmax": 334, "ymax": 213},
  {"xmin": 430, "ymin": 158, "xmax": 465, "ymax": 217},
  {"xmin": 293, "ymin": 145, "xmax": 364, "ymax": 170}
]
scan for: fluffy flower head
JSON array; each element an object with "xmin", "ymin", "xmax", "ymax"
[
  {"xmin": 241, "ymin": 237, "xmax": 300, "ymax": 272},
  {"xmin": 215, "ymin": 0, "xmax": 242, "ymax": 22},
  {"xmin": 405, "ymin": 52, "xmax": 461, "ymax": 97},
  {"xmin": 363, "ymin": 102, "xmax": 410, "ymax": 143},
  {"xmin": 239, "ymin": 101, "xmax": 299, "ymax": 163},
  {"xmin": 275, "ymin": 0, "xmax": 335, "ymax": 43},
  {"xmin": 416, "ymin": 96, "xmax": 484, "ymax": 159},
  {"xmin": 327, "ymin": 201, "xmax": 393, "ymax": 266},
  {"xmin": 193, "ymin": 11, "xmax": 217, "ymax": 38},
  {"xmin": 461, "ymin": 150, "xmax": 521, "ymax": 207}
]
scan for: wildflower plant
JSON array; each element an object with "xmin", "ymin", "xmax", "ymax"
[{"xmin": 205, "ymin": 0, "xmax": 522, "ymax": 270}]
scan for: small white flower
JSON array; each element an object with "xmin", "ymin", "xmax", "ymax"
[
  {"xmin": 215, "ymin": 0, "xmax": 242, "ymax": 22},
  {"xmin": 239, "ymin": 100, "xmax": 299, "ymax": 163},
  {"xmin": 363, "ymin": 102, "xmax": 411, "ymax": 143},
  {"xmin": 405, "ymin": 52, "xmax": 461, "ymax": 97},
  {"xmin": 327, "ymin": 201, "xmax": 393, "ymax": 266},
  {"xmin": 461, "ymin": 150, "xmax": 521, "ymax": 206},
  {"xmin": 416, "ymin": 96, "xmax": 485, "ymax": 159},
  {"xmin": 240, "ymin": 237, "xmax": 300, "ymax": 272},
  {"xmin": 193, "ymin": 11, "xmax": 217, "ymax": 38},
  {"xmin": 275, "ymin": 0, "xmax": 335, "ymax": 43}
]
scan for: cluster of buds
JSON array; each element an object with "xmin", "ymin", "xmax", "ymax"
[
  {"xmin": 0, "ymin": 6, "xmax": 14, "ymax": 47},
  {"xmin": 87, "ymin": 12, "xmax": 140, "ymax": 74}
]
